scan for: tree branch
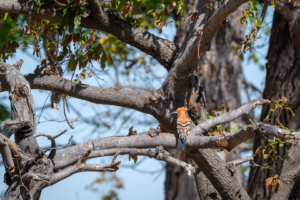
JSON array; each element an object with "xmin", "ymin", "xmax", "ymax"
[
  {"xmin": 0, "ymin": 0, "xmax": 178, "ymax": 70},
  {"xmin": 1, "ymin": 74, "xmax": 153, "ymax": 113},
  {"xmin": 226, "ymin": 156, "xmax": 253, "ymax": 173},
  {"xmin": 33, "ymin": 129, "xmax": 68, "ymax": 160},
  {"xmin": 49, "ymin": 150, "xmax": 121, "ymax": 186},
  {"xmin": 159, "ymin": 0, "xmax": 249, "ymax": 100},
  {"xmin": 53, "ymin": 99, "xmax": 270, "ymax": 160},
  {"xmin": 274, "ymin": 0, "xmax": 298, "ymax": 22},
  {"xmin": 0, "ymin": 135, "xmax": 15, "ymax": 171},
  {"xmin": 190, "ymin": 98, "xmax": 270, "ymax": 135},
  {"xmin": 54, "ymin": 146, "xmax": 195, "ymax": 176},
  {"xmin": 189, "ymin": 149, "xmax": 251, "ymax": 200}
]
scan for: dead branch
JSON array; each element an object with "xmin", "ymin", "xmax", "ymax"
[
  {"xmin": 33, "ymin": 129, "xmax": 70, "ymax": 159},
  {"xmin": 226, "ymin": 156, "xmax": 254, "ymax": 173},
  {"xmin": 49, "ymin": 151, "xmax": 121, "ymax": 186},
  {"xmin": 54, "ymin": 147, "xmax": 195, "ymax": 176}
]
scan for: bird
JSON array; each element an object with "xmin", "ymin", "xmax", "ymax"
[{"xmin": 172, "ymin": 107, "xmax": 191, "ymax": 151}]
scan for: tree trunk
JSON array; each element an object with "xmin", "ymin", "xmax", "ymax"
[
  {"xmin": 164, "ymin": 2, "xmax": 246, "ymax": 200},
  {"xmin": 247, "ymin": 9, "xmax": 300, "ymax": 199}
]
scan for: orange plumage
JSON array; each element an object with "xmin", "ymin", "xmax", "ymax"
[{"xmin": 176, "ymin": 107, "xmax": 189, "ymax": 123}]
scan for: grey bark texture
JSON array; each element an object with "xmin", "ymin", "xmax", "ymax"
[{"xmin": 248, "ymin": 3, "xmax": 300, "ymax": 199}]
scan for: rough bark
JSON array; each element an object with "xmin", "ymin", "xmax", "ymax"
[
  {"xmin": 165, "ymin": 0, "xmax": 246, "ymax": 197},
  {"xmin": 248, "ymin": 5, "xmax": 300, "ymax": 199},
  {"xmin": 165, "ymin": 1, "xmax": 201, "ymax": 199}
]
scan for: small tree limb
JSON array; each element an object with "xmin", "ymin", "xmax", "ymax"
[
  {"xmin": 49, "ymin": 151, "xmax": 121, "ymax": 186},
  {"xmin": 226, "ymin": 156, "xmax": 254, "ymax": 173},
  {"xmin": 0, "ymin": 136, "xmax": 14, "ymax": 171}
]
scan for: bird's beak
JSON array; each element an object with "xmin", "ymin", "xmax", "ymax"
[{"xmin": 171, "ymin": 111, "xmax": 177, "ymax": 115}]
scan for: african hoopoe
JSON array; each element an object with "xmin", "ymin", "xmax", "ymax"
[{"xmin": 172, "ymin": 107, "xmax": 191, "ymax": 151}]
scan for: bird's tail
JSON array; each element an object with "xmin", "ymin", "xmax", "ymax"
[{"xmin": 177, "ymin": 139, "xmax": 186, "ymax": 151}]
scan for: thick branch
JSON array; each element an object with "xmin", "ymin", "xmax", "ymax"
[
  {"xmin": 189, "ymin": 149, "xmax": 251, "ymax": 200},
  {"xmin": 53, "ymin": 122, "xmax": 299, "ymax": 164},
  {"xmin": 0, "ymin": 61, "xmax": 39, "ymax": 154},
  {"xmin": 0, "ymin": 0, "xmax": 178, "ymax": 70},
  {"xmin": 1, "ymin": 74, "xmax": 153, "ymax": 113},
  {"xmin": 160, "ymin": 0, "xmax": 249, "ymax": 95},
  {"xmin": 53, "ymin": 99, "xmax": 270, "ymax": 161},
  {"xmin": 275, "ymin": 0, "xmax": 298, "ymax": 22}
]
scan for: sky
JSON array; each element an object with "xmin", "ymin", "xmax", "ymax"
[{"xmin": 0, "ymin": 5, "xmax": 274, "ymax": 200}]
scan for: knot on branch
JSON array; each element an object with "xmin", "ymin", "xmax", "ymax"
[
  {"xmin": 39, "ymin": 65, "xmax": 63, "ymax": 77},
  {"xmin": 154, "ymin": 146, "xmax": 170, "ymax": 160},
  {"xmin": 149, "ymin": 94, "xmax": 161, "ymax": 104},
  {"xmin": 184, "ymin": 164, "xmax": 195, "ymax": 176},
  {"xmin": 0, "ymin": 120, "xmax": 33, "ymax": 139},
  {"xmin": 13, "ymin": 59, "xmax": 24, "ymax": 71},
  {"xmin": 226, "ymin": 163, "xmax": 236, "ymax": 173},
  {"xmin": 128, "ymin": 126, "xmax": 137, "ymax": 136},
  {"xmin": 148, "ymin": 127, "xmax": 160, "ymax": 137}
]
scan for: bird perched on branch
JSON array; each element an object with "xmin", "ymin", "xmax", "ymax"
[{"xmin": 172, "ymin": 107, "xmax": 191, "ymax": 151}]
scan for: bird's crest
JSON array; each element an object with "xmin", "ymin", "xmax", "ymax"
[{"xmin": 176, "ymin": 107, "xmax": 189, "ymax": 123}]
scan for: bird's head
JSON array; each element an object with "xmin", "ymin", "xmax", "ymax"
[{"xmin": 171, "ymin": 107, "xmax": 188, "ymax": 116}]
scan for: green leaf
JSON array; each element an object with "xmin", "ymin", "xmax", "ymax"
[
  {"xmin": 62, "ymin": 2, "xmax": 72, "ymax": 28},
  {"xmin": 68, "ymin": 55, "xmax": 78, "ymax": 71},
  {"xmin": 271, "ymin": 0, "xmax": 277, "ymax": 7},
  {"xmin": 177, "ymin": 0, "xmax": 186, "ymax": 16},
  {"xmin": 100, "ymin": 53, "xmax": 107, "ymax": 70},
  {"xmin": 132, "ymin": 155, "xmax": 138, "ymax": 163},
  {"xmin": 271, "ymin": 103, "xmax": 278, "ymax": 112},
  {"xmin": 255, "ymin": 19, "xmax": 262, "ymax": 28},
  {"xmin": 232, "ymin": 149, "xmax": 237, "ymax": 154},
  {"xmin": 74, "ymin": 7, "xmax": 82, "ymax": 27}
]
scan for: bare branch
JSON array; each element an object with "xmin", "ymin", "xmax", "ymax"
[
  {"xmin": 0, "ymin": 133, "xmax": 19, "ymax": 158},
  {"xmin": 49, "ymin": 150, "xmax": 121, "ymax": 186},
  {"xmin": 0, "ymin": 135, "xmax": 15, "ymax": 171},
  {"xmin": 54, "ymin": 147, "xmax": 195, "ymax": 176},
  {"xmin": 33, "ymin": 130, "xmax": 70, "ymax": 159},
  {"xmin": 226, "ymin": 156, "xmax": 253, "ymax": 173},
  {"xmin": 1, "ymin": 74, "xmax": 153, "ymax": 113},
  {"xmin": 190, "ymin": 98, "xmax": 270, "ymax": 135},
  {"xmin": 242, "ymin": 79, "xmax": 262, "ymax": 94}
]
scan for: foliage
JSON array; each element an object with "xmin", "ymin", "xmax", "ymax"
[
  {"xmin": 86, "ymin": 172, "xmax": 124, "ymax": 200},
  {"xmin": 237, "ymin": 0, "xmax": 262, "ymax": 28},
  {"xmin": 254, "ymin": 97, "xmax": 295, "ymax": 194},
  {"xmin": 0, "ymin": 102, "xmax": 10, "ymax": 123},
  {"xmin": 265, "ymin": 174, "xmax": 280, "ymax": 194}
]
